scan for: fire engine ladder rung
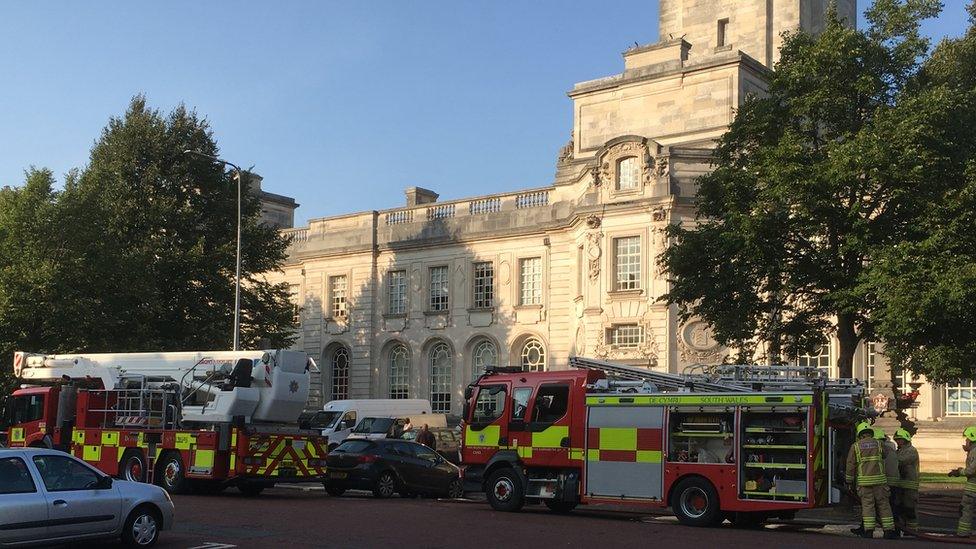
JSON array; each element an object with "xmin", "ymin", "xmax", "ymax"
[{"xmin": 568, "ymin": 357, "xmax": 750, "ymax": 393}]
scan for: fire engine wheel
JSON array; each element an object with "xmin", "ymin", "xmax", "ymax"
[
  {"xmin": 544, "ymin": 500, "xmax": 577, "ymax": 513},
  {"xmin": 486, "ymin": 468, "xmax": 524, "ymax": 512},
  {"xmin": 672, "ymin": 477, "xmax": 721, "ymax": 527},
  {"xmin": 373, "ymin": 472, "xmax": 398, "ymax": 498},
  {"xmin": 156, "ymin": 453, "xmax": 189, "ymax": 495},
  {"xmin": 120, "ymin": 451, "xmax": 147, "ymax": 483}
]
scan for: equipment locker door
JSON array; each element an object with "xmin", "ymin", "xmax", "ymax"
[{"xmin": 584, "ymin": 404, "xmax": 664, "ymax": 500}]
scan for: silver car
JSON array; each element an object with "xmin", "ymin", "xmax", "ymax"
[{"xmin": 0, "ymin": 448, "xmax": 175, "ymax": 547}]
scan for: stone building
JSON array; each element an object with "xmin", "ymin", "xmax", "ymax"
[{"xmin": 264, "ymin": 0, "xmax": 965, "ymax": 469}]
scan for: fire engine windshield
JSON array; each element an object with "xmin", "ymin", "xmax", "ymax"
[{"xmin": 9, "ymin": 395, "xmax": 44, "ymax": 424}]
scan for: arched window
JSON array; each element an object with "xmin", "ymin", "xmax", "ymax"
[
  {"xmin": 389, "ymin": 345, "xmax": 409, "ymax": 399},
  {"xmin": 521, "ymin": 339, "xmax": 546, "ymax": 372},
  {"xmin": 331, "ymin": 347, "xmax": 349, "ymax": 400},
  {"xmin": 617, "ymin": 157, "xmax": 639, "ymax": 190},
  {"xmin": 472, "ymin": 340, "xmax": 497, "ymax": 379},
  {"xmin": 429, "ymin": 343, "xmax": 453, "ymax": 413}
]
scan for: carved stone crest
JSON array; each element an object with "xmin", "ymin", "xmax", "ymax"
[
  {"xmin": 585, "ymin": 215, "xmax": 601, "ymax": 229},
  {"xmin": 654, "ymin": 156, "xmax": 670, "ymax": 178},
  {"xmin": 678, "ymin": 319, "xmax": 724, "ymax": 364},
  {"xmin": 651, "ymin": 207, "xmax": 666, "ymax": 222},
  {"xmin": 585, "ymin": 232, "xmax": 602, "ymax": 280}
]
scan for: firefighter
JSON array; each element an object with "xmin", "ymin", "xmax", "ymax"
[
  {"xmin": 876, "ymin": 428, "xmax": 899, "ymax": 532},
  {"xmin": 892, "ymin": 428, "xmax": 919, "ymax": 535},
  {"xmin": 847, "ymin": 422, "xmax": 897, "ymax": 539},
  {"xmin": 948, "ymin": 426, "xmax": 976, "ymax": 537}
]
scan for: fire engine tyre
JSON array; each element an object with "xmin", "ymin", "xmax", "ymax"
[
  {"xmin": 156, "ymin": 453, "xmax": 189, "ymax": 495},
  {"xmin": 373, "ymin": 471, "xmax": 398, "ymax": 498},
  {"xmin": 486, "ymin": 468, "xmax": 525, "ymax": 512},
  {"xmin": 120, "ymin": 450, "xmax": 147, "ymax": 483},
  {"xmin": 544, "ymin": 500, "xmax": 577, "ymax": 513},
  {"xmin": 121, "ymin": 505, "xmax": 161, "ymax": 547},
  {"xmin": 671, "ymin": 477, "xmax": 722, "ymax": 527}
]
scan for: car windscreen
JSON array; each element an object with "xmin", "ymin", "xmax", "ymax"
[
  {"xmin": 333, "ymin": 440, "xmax": 375, "ymax": 453},
  {"xmin": 352, "ymin": 417, "xmax": 394, "ymax": 434}
]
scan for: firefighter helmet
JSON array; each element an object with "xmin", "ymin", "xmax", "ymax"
[
  {"xmin": 873, "ymin": 428, "xmax": 886, "ymax": 440},
  {"xmin": 964, "ymin": 426, "xmax": 976, "ymax": 442},
  {"xmin": 856, "ymin": 421, "xmax": 873, "ymax": 436},
  {"xmin": 894, "ymin": 428, "xmax": 912, "ymax": 442}
]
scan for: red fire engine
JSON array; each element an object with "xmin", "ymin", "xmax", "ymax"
[
  {"xmin": 460, "ymin": 357, "xmax": 863, "ymax": 526},
  {"xmin": 3, "ymin": 349, "xmax": 329, "ymax": 495}
]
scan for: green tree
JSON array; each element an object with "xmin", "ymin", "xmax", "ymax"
[
  {"xmin": 868, "ymin": 4, "xmax": 976, "ymax": 383},
  {"xmin": 660, "ymin": 1, "xmax": 943, "ymax": 377},
  {"xmin": 69, "ymin": 96, "xmax": 297, "ymax": 351},
  {"xmin": 0, "ymin": 97, "xmax": 296, "ymax": 376}
]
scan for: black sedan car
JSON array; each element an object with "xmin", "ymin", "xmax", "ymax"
[{"xmin": 324, "ymin": 439, "xmax": 463, "ymax": 499}]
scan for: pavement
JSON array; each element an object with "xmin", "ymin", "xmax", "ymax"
[{"xmin": 62, "ymin": 484, "xmax": 972, "ymax": 548}]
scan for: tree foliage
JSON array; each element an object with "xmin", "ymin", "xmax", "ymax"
[
  {"xmin": 0, "ymin": 97, "xmax": 297, "ymax": 378},
  {"xmin": 661, "ymin": 1, "xmax": 944, "ymax": 377},
  {"xmin": 867, "ymin": 4, "xmax": 976, "ymax": 383}
]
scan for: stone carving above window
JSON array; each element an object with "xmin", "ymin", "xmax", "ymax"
[{"xmin": 597, "ymin": 140, "xmax": 653, "ymax": 190}]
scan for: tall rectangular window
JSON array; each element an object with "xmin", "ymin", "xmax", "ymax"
[
  {"xmin": 329, "ymin": 275, "xmax": 347, "ymax": 319},
  {"xmin": 614, "ymin": 236, "xmax": 641, "ymax": 291},
  {"xmin": 577, "ymin": 245, "xmax": 585, "ymax": 296},
  {"xmin": 865, "ymin": 341, "xmax": 877, "ymax": 391},
  {"xmin": 473, "ymin": 262, "xmax": 494, "ymax": 309},
  {"xmin": 429, "ymin": 266, "xmax": 449, "ymax": 311},
  {"xmin": 388, "ymin": 270, "xmax": 406, "ymax": 315},
  {"xmin": 717, "ymin": 18, "xmax": 729, "ymax": 47},
  {"xmin": 519, "ymin": 257, "xmax": 542, "ymax": 305}
]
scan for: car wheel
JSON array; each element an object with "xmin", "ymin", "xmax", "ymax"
[
  {"xmin": 544, "ymin": 500, "xmax": 577, "ymax": 513},
  {"xmin": 120, "ymin": 450, "xmax": 147, "ymax": 483},
  {"xmin": 121, "ymin": 505, "xmax": 161, "ymax": 547},
  {"xmin": 324, "ymin": 483, "xmax": 346, "ymax": 497},
  {"xmin": 238, "ymin": 482, "xmax": 266, "ymax": 497},
  {"xmin": 156, "ymin": 453, "xmax": 189, "ymax": 494},
  {"xmin": 447, "ymin": 478, "xmax": 464, "ymax": 499},
  {"xmin": 486, "ymin": 468, "xmax": 524, "ymax": 512},
  {"xmin": 671, "ymin": 477, "xmax": 722, "ymax": 527},
  {"xmin": 373, "ymin": 471, "xmax": 397, "ymax": 498}
]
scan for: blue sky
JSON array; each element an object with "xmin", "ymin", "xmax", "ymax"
[{"xmin": 0, "ymin": 1, "xmax": 970, "ymax": 226}]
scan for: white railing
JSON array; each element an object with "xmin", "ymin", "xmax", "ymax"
[
  {"xmin": 469, "ymin": 197, "xmax": 501, "ymax": 214},
  {"xmin": 386, "ymin": 210, "xmax": 415, "ymax": 225},
  {"xmin": 427, "ymin": 204, "xmax": 456, "ymax": 220},
  {"xmin": 286, "ymin": 228, "xmax": 309, "ymax": 243},
  {"xmin": 515, "ymin": 190, "xmax": 549, "ymax": 209}
]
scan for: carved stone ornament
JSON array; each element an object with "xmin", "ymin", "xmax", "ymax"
[
  {"xmin": 651, "ymin": 207, "xmax": 666, "ymax": 222},
  {"xmin": 597, "ymin": 140, "xmax": 652, "ymax": 188},
  {"xmin": 871, "ymin": 392, "xmax": 891, "ymax": 415},
  {"xmin": 677, "ymin": 319, "xmax": 725, "ymax": 365},
  {"xmin": 593, "ymin": 325, "xmax": 660, "ymax": 365},
  {"xmin": 585, "ymin": 232, "xmax": 602, "ymax": 280},
  {"xmin": 558, "ymin": 130, "xmax": 575, "ymax": 164},
  {"xmin": 585, "ymin": 215, "xmax": 601, "ymax": 229},
  {"xmin": 655, "ymin": 156, "xmax": 670, "ymax": 178}
]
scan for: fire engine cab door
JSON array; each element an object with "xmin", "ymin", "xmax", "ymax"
[
  {"xmin": 585, "ymin": 404, "xmax": 664, "ymax": 500},
  {"xmin": 465, "ymin": 383, "xmax": 511, "ymax": 456}
]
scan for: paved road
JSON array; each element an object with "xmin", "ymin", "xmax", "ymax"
[{"xmin": 71, "ymin": 487, "xmax": 947, "ymax": 548}]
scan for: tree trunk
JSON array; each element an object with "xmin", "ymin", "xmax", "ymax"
[{"xmin": 835, "ymin": 313, "xmax": 858, "ymax": 379}]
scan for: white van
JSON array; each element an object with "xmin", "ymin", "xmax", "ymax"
[{"xmin": 298, "ymin": 399, "xmax": 433, "ymax": 448}]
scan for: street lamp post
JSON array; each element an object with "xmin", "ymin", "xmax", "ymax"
[{"xmin": 184, "ymin": 150, "xmax": 244, "ymax": 351}]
